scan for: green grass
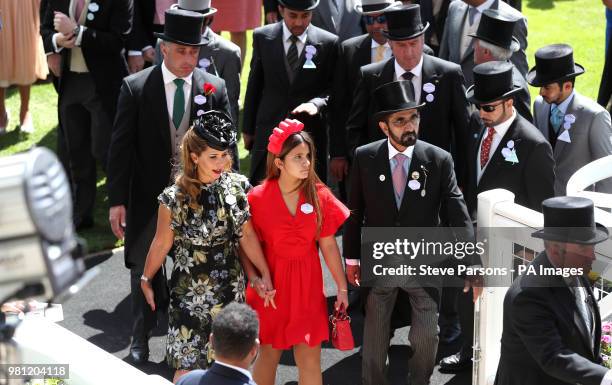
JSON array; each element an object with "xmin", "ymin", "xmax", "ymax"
[{"xmin": 0, "ymin": 2, "xmax": 606, "ymax": 253}]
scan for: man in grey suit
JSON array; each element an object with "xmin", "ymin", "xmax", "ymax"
[
  {"xmin": 439, "ymin": 0, "xmax": 528, "ymax": 86},
  {"xmin": 530, "ymin": 44, "xmax": 612, "ymax": 196},
  {"xmin": 311, "ymin": 0, "xmax": 364, "ymax": 42}
]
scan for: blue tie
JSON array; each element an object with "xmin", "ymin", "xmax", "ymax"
[
  {"xmin": 550, "ymin": 105, "xmax": 564, "ymax": 133},
  {"xmin": 468, "ymin": 7, "xmax": 478, "ymax": 25}
]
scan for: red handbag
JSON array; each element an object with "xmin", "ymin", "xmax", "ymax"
[{"xmin": 330, "ymin": 303, "xmax": 354, "ymax": 351}]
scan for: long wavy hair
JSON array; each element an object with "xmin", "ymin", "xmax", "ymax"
[
  {"xmin": 265, "ymin": 131, "xmax": 323, "ymax": 236},
  {"xmin": 176, "ymin": 128, "xmax": 233, "ymax": 209}
]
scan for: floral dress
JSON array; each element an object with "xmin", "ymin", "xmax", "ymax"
[{"xmin": 158, "ymin": 172, "xmax": 251, "ymax": 370}]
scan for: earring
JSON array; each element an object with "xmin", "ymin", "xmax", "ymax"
[{"xmin": 193, "ymin": 162, "xmax": 198, "ymax": 174}]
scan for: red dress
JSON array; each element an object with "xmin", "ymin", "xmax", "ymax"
[{"xmin": 246, "ymin": 179, "xmax": 349, "ymax": 349}]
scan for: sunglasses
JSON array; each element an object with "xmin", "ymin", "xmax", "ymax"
[
  {"xmin": 475, "ymin": 102, "xmax": 504, "ymax": 112},
  {"xmin": 364, "ymin": 15, "xmax": 387, "ymax": 25}
]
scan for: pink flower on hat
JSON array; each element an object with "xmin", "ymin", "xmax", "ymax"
[{"xmin": 267, "ymin": 119, "xmax": 304, "ymax": 155}]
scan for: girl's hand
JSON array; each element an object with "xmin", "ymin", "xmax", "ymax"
[{"xmin": 335, "ymin": 290, "xmax": 349, "ymax": 312}]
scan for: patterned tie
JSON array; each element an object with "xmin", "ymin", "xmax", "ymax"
[
  {"xmin": 401, "ymin": 72, "xmax": 416, "ymax": 101},
  {"xmin": 550, "ymin": 105, "xmax": 564, "ymax": 134},
  {"xmin": 172, "ymin": 78, "xmax": 185, "ymax": 128},
  {"xmin": 392, "ymin": 153, "xmax": 408, "ymax": 203},
  {"xmin": 287, "ymin": 35, "xmax": 299, "ymax": 73},
  {"xmin": 75, "ymin": 0, "xmax": 85, "ymax": 19},
  {"xmin": 480, "ymin": 127, "xmax": 496, "ymax": 169},
  {"xmin": 374, "ymin": 45, "xmax": 386, "ymax": 63}
]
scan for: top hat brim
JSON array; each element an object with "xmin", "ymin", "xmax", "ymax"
[
  {"xmin": 526, "ymin": 63, "xmax": 585, "ymax": 87},
  {"xmin": 531, "ymin": 223, "xmax": 609, "ymax": 245},
  {"xmin": 468, "ymin": 34, "xmax": 520, "ymax": 52},
  {"xmin": 172, "ymin": 3, "xmax": 218, "ymax": 16},
  {"xmin": 278, "ymin": 0, "xmax": 320, "ymax": 10},
  {"xmin": 374, "ymin": 101, "xmax": 426, "ymax": 120},
  {"xmin": 154, "ymin": 32, "xmax": 209, "ymax": 46},
  {"xmin": 355, "ymin": 1, "xmax": 402, "ymax": 15},
  {"xmin": 382, "ymin": 22, "xmax": 429, "ymax": 41},
  {"xmin": 465, "ymin": 83, "xmax": 523, "ymax": 105}
]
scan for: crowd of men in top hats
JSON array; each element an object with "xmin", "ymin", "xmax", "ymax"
[{"xmin": 38, "ymin": 0, "xmax": 612, "ymax": 383}]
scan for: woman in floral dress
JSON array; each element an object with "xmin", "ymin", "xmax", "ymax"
[{"xmin": 140, "ymin": 111, "xmax": 275, "ymax": 383}]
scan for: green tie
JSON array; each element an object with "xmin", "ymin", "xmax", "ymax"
[{"xmin": 172, "ymin": 78, "xmax": 185, "ymax": 128}]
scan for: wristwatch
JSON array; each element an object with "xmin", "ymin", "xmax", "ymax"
[
  {"xmin": 140, "ymin": 274, "xmax": 150, "ymax": 283},
  {"xmin": 72, "ymin": 25, "xmax": 81, "ymax": 38}
]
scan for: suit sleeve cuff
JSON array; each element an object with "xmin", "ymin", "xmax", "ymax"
[
  {"xmin": 345, "ymin": 259, "xmax": 360, "ymax": 266},
  {"xmin": 52, "ymin": 33, "xmax": 64, "ymax": 53},
  {"xmin": 128, "ymin": 50, "xmax": 143, "ymax": 56},
  {"xmin": 600, "ymin": 369, "xmax": 612, "ymax": 385},
  {"xmin": 142, "ymin": 45, "xmax": 153, "ymax": 52}
]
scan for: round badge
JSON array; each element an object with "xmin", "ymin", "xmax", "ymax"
[
  {"xmin": 501, "ymin": 148, "xmax": 511, "ymax": 158},
  {"xmin": 379, "ymin": 174, "xmax": 385, "ymax": 181},
  {"xmin": 411, "ymin": 171, "xmax": 420, "ymax": 180},
  {"xmin": 423, "ymin": 82, "xmax": 435, "ymax": 93},
  {"xmin": 225, "ymin": 195, "xmax": 237, "ymax": 205},
  {"xmin": 87, "ymin": 12, "xmax": 94, "ymax": 20},
  {"xmin": 564, "ymin": 114, "xmax": 576, "ymax": 123},
  {"xmin": 301, "ymin": 203, "xmax": 314, "ymax": 214},
  {"xmin": 563, "ymin": 122, "xmax": 571, "ymax": 130},
  {"xmin": 408, "ymin": 180, "xmax": 421, "ymax": 191},
  {"xmin": 196, "ymin": 109, "xmax": 205, "ymax": 116},
  {"xmin": 507, "ymin": 140, "xmax": 514, "ymax": 149},
  {"xmin": 194, "ymin": 95, "xmax": 207, "ymax": 105},
  {"xmin": 199, "ymin": 58, "xmax": 211, "ymax": 68},
  {"xmin": 425, "ymin": 94, "xmax": 435, "ymax": 103},
  {"xmin": 474, "ymin": 133, "xmax": 478, "ymax": 139},
  {"xmin": 88, "ymin": 2, "xmax": 99, "ymax": 12}
]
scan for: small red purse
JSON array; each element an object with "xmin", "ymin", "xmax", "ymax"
[{"xmin": 330, "ymin": 303, "xmax": 354, "ymax": 350}]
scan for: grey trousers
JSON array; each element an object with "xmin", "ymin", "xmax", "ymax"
[{"xmin": 362, "ymin": 286, "xmax": 439, "ymax": 385}]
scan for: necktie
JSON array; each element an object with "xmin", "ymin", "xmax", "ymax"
[
  {"xmin": 75, "ymin": 0, "xmax": 85, "ymax": 19},
  {"xmin": 468, "ymin": 6, "xmax": 478, "ymax": 26},
  {"xmin": 401, "ymin": 72, "xmax": 416, "ymax": 101},
  {"xmin": 550, "ymin": 105, "xmax": 564, "ymax": 134},
  {"xmin": 479, "ymin": 127, "xmax": 496, "ymax": 169},
  {"xmin": 392, "ymin": 153, "xmax": 408, "ymax": 203},
  {"xmin": 374, "ymin": 45, "xmax": 386, "ymax": 63},
  {"xmin": 172, "ymin": 78, "xmax": 185, "ymax": 129},
  {"xmin": 287, "ymin": 35, "xmax": 299, "ymax": 73},
  {"xmin": 573, "ymin": 277, "xmax": 594, "ymax": 339}
]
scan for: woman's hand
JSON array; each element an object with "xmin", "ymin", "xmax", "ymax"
[
  {"xmin": 260, "ymin": 274, "xmax": 277, "ymax": 309},
  {"xmin": 334, "ymin": 290, "xmax": 349, "ymax": 312},
  {"xmin": 141, "ymin": 281, "xmax": 156, "ymax": 311}
]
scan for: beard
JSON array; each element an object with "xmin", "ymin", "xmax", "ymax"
[{"xmin": 390, "ymin": 130, "xmax": 417, "ymax": 147}]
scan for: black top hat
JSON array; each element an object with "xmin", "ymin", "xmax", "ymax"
[
  {"xmin": 466, "ymin": 61, "xmax": 522, "ymax": 104},
  {"xmin": 532, "ymin": 196, "xmax": 609, "ymax": 245},
  {"xmin": 527, "ymin": 44, "xmax": 585, "ymax": 87},
  {"xmin": 382, "ymin": 5, "xmax": 429, "ymax": 41},
  {"xmin": 193, "ymin": 111, "xmax": 237, "ymax": 151},
  {"xmin": 154, "ymin": 9, "xmax": 207, "ymax": 46},
  {"xmin": 468, "ymin": 9, "xmax": 519, "ymax": 52},
  {"xmin": 278, "ymin": 0, "xmax": 320, "ymax": 11},
  {"xmin": 374, "ymin": 80, "xmax": 425, "ymax": 120}
]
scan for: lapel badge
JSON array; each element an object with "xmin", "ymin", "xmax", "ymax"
[
  {"xmin": 502, "ymin": 140, "xmax": 519, "ymax": 164},
  {"xmin": 379, "ymin": 174, "xmax": 386, "ymax": 182},
  {"xmin": 301, "ymin": 203, "xmax": 314, "ymax": 214},
  {"xmin": 408, "ymin": 179, "xmax": 421, "ymax": 191},
  {"xmin": 88, "ymin": 2, "xmax": 99, "ymax": 12},
  {"xmin": 87, "ymin": 12, "xmax": 95, "ymax": 20},
  {"xmin": 194, "ymin": 94, "xmax": 207, "ymax": 105},
  {"xmin": 199, "ymin": 58, "xmax": 211, "ymax": 70},
  {"xmin": 411, "ymin": 171, "xmax": 420, "ymax": 180},
  {"xmin": 303, "ymin": 45, "xmax": 317, "ymax": 69}
]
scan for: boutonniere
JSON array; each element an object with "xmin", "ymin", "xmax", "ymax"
[
  {"xmin": 303, "ymin": 45, "xmax": 317, "ymax": 69},
  {"xmin": 501, "ymin": 140, "xmax": 519, "ymax": 164},
  {"xmin": 199, "ymin": 58, "xmax": 211, "ymax": 70},
  {"xmin": 193, "ymin": 83, "xmax": 216, "ymax": 113},
  {"xmin": 203, "ymin": 82, "xmax": 216, "ymax": 96},
  {"xmin": 422, "ymin": 82, "xmax": 436, "ymax": 103},
  {"xmin": 557, "ymin": 113, "xmax": 575, "ymax": 143},
  {"xmin": 87, "ymin": 2, "xmax": 99, "ymax": 20}
]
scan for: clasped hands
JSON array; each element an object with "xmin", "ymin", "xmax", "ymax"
[
  {"xmin": 251, "ymin": 275, "xmax": 277, "ymax": 309},
  {"xmin": 53, "ymin": 11, "xmax": 78, "ymax": 49}
]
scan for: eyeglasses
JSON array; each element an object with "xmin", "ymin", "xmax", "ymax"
[
  {"xmin": 389, "ymin": 114, "xmax": 420, "ymax": 128},
  {"xmin": 475, "ymin": 101, "xmax": 504, "ymax": 112},
  {"xmin": 364, "ymin": 15, "xmax": 386, "ymax": 25}
]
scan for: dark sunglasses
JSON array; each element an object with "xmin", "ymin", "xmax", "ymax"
[
  {"xmin": 475, "ymin": 102, "xmax": 504, "ymax": 112},
  {"xmin": 364, "ymin": 15, "xmax": 386, "ymax": 25}
]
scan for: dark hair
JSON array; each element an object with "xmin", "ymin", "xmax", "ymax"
[
  {"xmin": 211, "ymin": 302, "xmax": 259, "ymax": 360},
  {"xmin": 557, "ymin": 78, "xmax": 576, "ymax": 90}
]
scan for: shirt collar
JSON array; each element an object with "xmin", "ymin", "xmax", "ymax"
[
  {"xmin": 388, "ymin": 140, "xmax": 415, "ymax": 160},
  {"xmin": 491, "ymin": 107, "xmax": 517, "ymax": 137},
  {"xmin": 552, "ymin": 90, "xmax": 576, "ymax": 115},
  {"xmin": 282, "ymin": 22, "xmax": 308, "ymax": 44},
  {"xmin": 475, "ymin": 0, "xmax": 496, "ymax": 13},
  {"xmin": 395, "ymin": 55, "xmax": 423, "ymax": 79},
  {"xmin": 371, "ymin": 39, "xmax": 390, "ymax": 49},
  {"xmin": 161, "ymin": 61, "xmax": 193, "ymax": 87},
  {"xmin": 214, "ymin": 361, "xmax": 253, "ymax": 381}
]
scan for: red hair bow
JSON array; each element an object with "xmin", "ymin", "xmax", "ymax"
[{"xmin": 267, "ymin": 119, "xmax": 304, "ymax": 155}]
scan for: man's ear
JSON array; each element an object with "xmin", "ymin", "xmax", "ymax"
[
  {"xmin": 378, "ymin": 120, "xmax": 389, "ymax": 136},
  {"xmin": 209, "ymin": 333, "xmax": 215, "ymax": 350}
]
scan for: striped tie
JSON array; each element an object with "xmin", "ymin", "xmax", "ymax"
[{"xmin": 287, "ymin": 35, "xmax": 299, "ymax": 73}]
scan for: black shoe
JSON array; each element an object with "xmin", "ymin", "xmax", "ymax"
[
  {"xmin": 439, "ymin": 351, "xmax": 472, "ymax": 373},
  {"xmin": 129, "ymin": 344, "xmax": 149, "ymax": 365}
]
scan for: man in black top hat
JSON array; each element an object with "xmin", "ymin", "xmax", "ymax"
[
  {"xmin": 242, "ymin": 0, "xmax": 339, "ymax": 185},
  {"xmin": 471, "ymin": 9, "xmax": 532, "ymax": 123},
  {"xmin": 529, "ymin": 44, "xmax": 612, "ymax": 196},
  {"xmin": 107, "ymin": 8, "xmax": 231, "ymax": 365},
  {"xmin": 440, "ymin": 61, "xmax": 555, "ymax": 373},
  {"xmin": 343, "ymin": 80, "xmax": 474, "ymax": 385},
  {"xmin": 345, "ymin": 4, "xmax": 471, "ymax": 187},
  {"xmin": 495, "ymin": 196, "xmax": 611, "ymax": 385}
]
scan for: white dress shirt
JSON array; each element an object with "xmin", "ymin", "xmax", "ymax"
[
  {"xmin": 477, "ymin": 107, "xmax": 517, "ymax": 183},
  {"xmin": 371, "ymin": 39, "xmax": 392, "ymax": 63},
  {"xmin": 282, "ymin": 22, "xmax": 308, "ymax": 57},
  {"xmin": 161, "ymin": 61, "xmax": 193, "ymax": 122},
  {"xmin": 394, "ymin": 55, "xmax": 424, "ymax": 103},
  {"xmin": 345, "ymin": 140, "xmax": 414, "ymax": 266},
  {"xmin": 460, "ymin": 0, "xmax": 495, "ymax": 59}
]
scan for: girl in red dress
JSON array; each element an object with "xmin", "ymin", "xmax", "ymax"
[{"xmin": 244, "ymin": 119, "xmax": 350, "ymax": 385}]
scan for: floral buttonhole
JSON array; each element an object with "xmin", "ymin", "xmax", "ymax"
[
  {"xmin": 203, "ymin": 82, "xmax": 216, "ymax": 96},
  {"xmin": 501, "ymin": 140, "xmax": 519, "ymax": 164},
  {"xmin": 303, "ymin": 45, "xmax": 317, "ymax": 69},
  {"xmin": 301, "ymin": 203, "xmax": 314, "ymax": 214}
]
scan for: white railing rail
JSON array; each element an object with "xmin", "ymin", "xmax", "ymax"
[{"xmin": 566, "ymin": 154, "xmax": 612, "ymax": 210}]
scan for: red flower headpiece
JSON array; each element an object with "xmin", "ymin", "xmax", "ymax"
[{"xmin": 267, "ymin": 119, "xmax": 304, "ymax": 155}]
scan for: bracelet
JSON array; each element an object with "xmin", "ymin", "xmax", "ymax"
[
  {"xmin": 140, "ymin": 274, "xmax": 150, "ymax": 283},
  {"xmin": 339, "ymin": 289, "xmax": 348, "ymax": 292}
]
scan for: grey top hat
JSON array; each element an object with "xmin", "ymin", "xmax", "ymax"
[
  {"xmin": 355, "ymin": 0, "xmax": 402, "ymax": 15},
  {"xmin": 175, "ymin": 0, "xmax": 217, "ymax": 17}
]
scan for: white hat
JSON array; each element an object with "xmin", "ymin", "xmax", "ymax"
[
  {"xmin": 174, "ymin": 0, "xmax": 217, "ymax": 17},
  {"xmin": 355, "ymin": 0, "xmax": 402, "ymax": 15}
]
